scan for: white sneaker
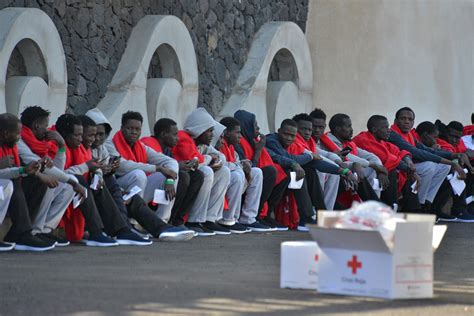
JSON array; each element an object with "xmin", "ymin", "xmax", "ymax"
[{"xmin": 297, "ymin": 225, "xmax": 309, "ymax": 232}]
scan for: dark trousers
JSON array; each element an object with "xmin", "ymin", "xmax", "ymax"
[
  {"xmin": 380, "ymin": 170, "xmax": 398, "ymax": 207},
  {"xmin": 170, "ymin": 169, "xmax": 204, "ymax": 226},
  {"xmin": 356, "ymin": 178, "xmax": 380, "ymax": 202},
  {"xmin": 75, "ymin": 175, "xmax": 128, "ymax": 237},
  {"xmin": 266, "ymin": 172, "xmax": 291, "ymax": 218},
  {"xmin": 20, "ymin": 175, "xmax": 48, "ymax": 225},
  {"xmin": 258, "ymin": 166, "xmax": 276, "ymax": 216},
  {"xmin": 104, "ymin": 174, "xmax": 170, "ymax": 237},
  {"xmin": 432, "ymin": 178, "xmax": 469, "ymax": 215},
  {"xmin": 4, "ymin": 178, "xmax": 35, "ymax": 241},
  {"xmin": 292, "ymin": 178, "xmax": 316, "ymax": 224},
  {"xmin": 399, "ymin": 178, "xmax": 421, "ymax": 212},
  {"xmin": 303, "ymin": 166, "xmax": 327, "ymax": 210}
]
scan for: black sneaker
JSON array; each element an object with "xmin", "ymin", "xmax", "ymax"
[
  {"xmin": 453, "ymin": 212, "xmax": 474, "ymax": 223},
  {"xmin": 85, "ymin": 233, "xmax": 119, "ymax": 247},
  {"xmin": 186, "ymin": 222, "xmax": 216, "ymax": 237},
  {"xmin": 116, "ymin": 230, "xmax": 153, "ymax": 246},
  {"xmin": 203, "ymin": 221, "xmax": 231, "ymax": 235},
  {"xmin": 14, "ymin": 234, "xmax": 55, "ymax": 252},
  {"xmin": 158, "ymin": 226, "xmax": 195, "ymax": 242},
  {"xmin": 36, "ymin": 233, "xmax": 70, "ymax": 247},
  {"xmin": 220, "ymin": 222, "xmax": 249, "ymax": 234},
  {"xmin": 262, "ymin": 217, "xmax": 288, "ymax": 231},
  {"xmin": 244, "ymin": 221, "xmax": 274, "ymax": 232},
  {"xmin": 0, "ymin": 241, "xmax": 15, "ymax": 252}
]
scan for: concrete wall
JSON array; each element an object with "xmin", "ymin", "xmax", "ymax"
[{"xmin": 306, "ymin": 0, "xmax": 474, "ymax": 133}]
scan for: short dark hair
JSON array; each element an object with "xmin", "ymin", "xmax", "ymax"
[
  {"xmin": 280, "ymin": 119, "xmax": 297, "ymax": 129},
  {"xmin": 309, "ymin": 108, "xmax": 326, "ymax": 120},
  {"xmin": 153, "ymin": 118, "xmax": 177, "ymax": 137},
  {"xmin": 20, "ymin": 106, "xmax": 50, "ymax": 128},
  {"xmin": 471, "ymin": 113, "xmax": 474, "ymax": 124},
  {"xmin": 416, "ymin": 121, "xmax": 438, "ymax": 135},
  {"xmin": 0, "ymin": 113, "xmax": 20, "ymax": 133},
  {"xmin": 292, "ymin": 113, "xmax": 313, "ymax": 123},
  {"xmin": 220, "ymin": 117, "xmax": 240, "ymax": 131},
  {"xmin": 121, "ymin": 111, "xmax": 143, "ymax": 126},
  {"xmin": 447, "ymin": 121, "xmax": 464, "ymax": 132},
  {"xmin": 56, "ymin": 114, "xmax": 82, "ymax": 138},
  {"xmin": 395, "ymin": 107, "xmax": 415, "ymax": 119},
  {"xmin": 78, "ymin": 115, "xmax": 97, "ymax": 129},
  {"xmin": 328, "ymin": 113, "xmax": 350, "ymax": 131},
  {"xmin": 367, "ymin": 115, "xmax": 387, "ymax": 130}
]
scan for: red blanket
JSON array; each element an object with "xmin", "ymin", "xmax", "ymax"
[
  {"xmin": 391, "ymin": 124, "xmax": 416, "ymax": 146},
  {"xmin": 141, "ymin": 136, "xmax": 163, "ymax": 153},
  {"xmin": 113, "ymin": 131, "xmax": 147, "ymax": 163},
  {"xmin": 0, "ymin": 144, "xmax": 20, "ymax": 166},
  {"xmin": 319, "ymin": 133, "xmax": 358, "ymax": 155},
  {"xmin": 464, "ymin": 125, "xmax": 474, "ymax": 136},
  {"xmin": 220, "ymin": 139, "xmax": 236, "ymax": 162},
  {"xmin": 295, "ymin": 133, "xmax": 317, "ymax": 153},
  {"xmin": 21, "ymin": 126, "xmax": 58, "ymax": 159},
  {"xmin": 437, "ymin": 137, "xmax": 467, "ymax": 154},
  {"xmin": 172, "ymin": 131, "xmax": 205, "ymax": 163}
]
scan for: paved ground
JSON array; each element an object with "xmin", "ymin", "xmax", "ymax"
[{"xmin": 0, "ymin": 222, "xmax": 473, "ymax": 316}]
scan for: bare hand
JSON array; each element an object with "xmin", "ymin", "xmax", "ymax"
[
  {"xmin": 312, "ymin": 153, "xmax": 322, "ymax": 161},
  {"xmin": 293, "ymin": 164, "xmax": 305, "ymax": 181},
  {"xmin": 40, "ymin": 156, "xmax": 53, "ymax": 170},
  {"xmin": 157, "ymin": 167, "xmax": 177, "ymax": 179},
  {"xmin": 86, "ymin": 159, "xmax": 101, "ymax": 173},
  {"xmin": 179, "ymin": 161, "xmax": 192, "ymax": 171},
  {"xmin": 24, "ymin": 161, "xmax": 41, "ymax": 175},
  {"xmin": 254, "ymin": 134, "xmax": 266, "ymax": 150},
  {"xmin": 452, "ymin": 162, "xmax": 467, "ymax": 180},
  {"xmin": 45, "ymin": 130, "xmax": 65, "ymax": 147},
  {"xmin": 0, "ymin": 156, "xmax": 15, "ymax": 169},
  {"xmin": 411, "ymin": 173, "xmax": 421, "ymax": 191},
  {"xmin": 164, "ymin": 183, "xmax": 176, "ymax": 201},
  {"xmin": 377, "ymin": 173, "xmax": 390, "ymax": 191},
  {"xmin": 72, "ymin": 182, "xmax": 87, "ymax": 201},
  {"xmin": 352, "ymin": 163, "xmax": 365, "ymax": 182}
]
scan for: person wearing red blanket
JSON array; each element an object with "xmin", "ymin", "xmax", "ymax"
[
  {"xmin": 141, "ymin": 118, "xmax": 204, "ymax": 229},
  {"xmin": 233, "ymin": 110, "xmax": 290, "ymax": 230},
  {"xmin": 293, "ymin": 113, "xmax": 358, "ymax": 210},
  {"xmin": 0, "ymin": 113, "xmax": 56, "ymax": 251},
  {"xmin": 56, "ymin": 114, "xmax": 149, "ymax": 246},
  {"xmin": 388, "ymin": 107, "xmax": 466, "ymax": 218},
  {"xmin": 18, "ymin": 106, "xmax": 85, "ymax": 247},
  {"xmin": 219, "ymin": 117, "xmax": 273, "ymax": 232},
  {"xmin": 353, "ymin": 115, "xmax": 421, "ymax": 210},
  {"xmin": 105, "ymin": 111, "xmax": 179, "ymax": 224}
]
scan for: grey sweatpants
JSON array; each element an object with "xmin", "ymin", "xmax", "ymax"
[
  {"xmin": 116, "ymin": 169, "xmax": 177, "ymax": 223},
  {"xmin": 317, "ymin": 171, "xmax": 340, "ymax": 210},
  {"xmin": 0, "ymin": 179, "xmax": 13, "ymax": 225},
  {"xmin": 33, "ymin": 182, "xmax": 74, "ymax": 234},
  {"xmin": 415, "ymin": 162, "xmax": 451, "ymax": 204}
]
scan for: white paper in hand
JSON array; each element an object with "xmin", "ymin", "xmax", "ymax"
[
  {"xmin": 411, "ymin": 181, "xmax": 418, "ymax": 194},
  {"xmin": 372, "ymin": 178, "xmax": 381, "ymax": 191},
  {"xmin": 466, "ymin": 195, "xmax": 474, "ymax": 205},
  {"xmin": 153, "ymin": 189, "xmax": 170, "ymax": 205},
  {"xmin": 73, "ymin": 189, "xmax": 87, "ymax": 209},
  {"xmin": 288, "ymin": 171, "xmax": 304, "ymax": 189},
  {"xmin": 122, "ymin": 185, "xmax": 142, "ymax": 201},
  {"xmin": 90, "ymin": 174, "xmax": 100, "ymax": 190},
  {"xmin": 447, "ymin": 171, "xmax": 467, "ymax": 196},
  {"xmin": 0, "ymin": 186, "xmax": 4, "ymax": 201}
]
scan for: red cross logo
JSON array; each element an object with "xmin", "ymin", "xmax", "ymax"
[
  {"xmin": 314, "ymin": 254, "xmax": 319, "ymax": 262},
  {"xmin": 347, "ymin": 255, "xmax": 362, "ymax": 274}
]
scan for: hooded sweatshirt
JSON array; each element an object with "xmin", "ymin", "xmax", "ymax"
[{"xmin": 86, "ymin": 108, "xmax": 113, "ymax": 164}]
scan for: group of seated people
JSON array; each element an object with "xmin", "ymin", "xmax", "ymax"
[{"xmin": 0, "ymin": 105, "xmax": 472, "ymax": 252}]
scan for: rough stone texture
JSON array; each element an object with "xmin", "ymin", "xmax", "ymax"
[{"xmin": 0, "ymin": 0, "xmax": 309, "ymax": 116}]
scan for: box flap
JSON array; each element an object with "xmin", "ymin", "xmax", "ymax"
[
  {"xmin": 402, "ymin": 213, "xmax": 436, "ymax": 223},
  {"xmin": 307, "ymin": 225, "xmax": 391, "ymax": 253},
  {"xmin": 393, "ymin": 221, "xmax": 433, "ymax": 253},
  {"xmin": 432, "ymin": 225, "xmax": 447, "ymax": 251}
]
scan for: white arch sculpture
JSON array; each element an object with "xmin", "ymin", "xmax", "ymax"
[
  {"xmin": 97, "ymin": 15, "xmax": 199, "ymax": 134},
  {"xmin": 0, "ymin": 7, "xmax": 67, "ymax": 121},
  {"xmin": 219, "ymin": 22, "xmax": 313, "ymax": 133}
]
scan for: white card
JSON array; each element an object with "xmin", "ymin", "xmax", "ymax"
[
  {"xmin": 0, "ymin": 186, "xmax": 4, "ymax": 201},
  {"xmin": 73, "ymin": 189, "xmax": 87, "ymax": 209},
  {"xmin": 466, "ymin": 195, "xmax": 474, "ymax": 204},
  {"xmin": 372, "ymin": 178, "xmax": 381, "ymax": 191},
  {"xmin": 411, "ymin": 181, "xmax": 418, "ymax": 194},
  {"xmin": 288, "ymin": 171, "xmax": 304, "ymax": 189},
  {"xmin": 153, "ymin": 189, "xmax": 170, "ymax": 205},
  {"xmin": 447, "ymin": 171, "xmax": 466, "ymax": 196},
  {"xmin": 90, "ymin": 174, "xmax": 100, "ymax": 190},
  {"xmin": 122, "ymin": 185, "xmax": 142, "ymax": 201}
]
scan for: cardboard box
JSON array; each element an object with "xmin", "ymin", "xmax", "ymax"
[
  {"xmin": 280, "ymin": 241, "xmax": 319, "ymax": 290},
  {"xmin": 307, "ymin": 212, "xmax": 447, "ymax": 299}
]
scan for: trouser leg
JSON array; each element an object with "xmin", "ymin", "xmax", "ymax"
[
  {"xmin": 170, "ymin": 169, "xmax": 204, "ymax": 226},
  {"xmin": 380, "ymin": 170, "xmax": 398, "ymax": 207},
  {"xmin": 356, "ymin": 177, "xmax": 380, "ymax": 201},
  {"xmin": 220, "ymin": 169, "xmax": 245, "ymax": 225},
  {"xmin": 239, "ymin": 167, "xmax": 263, "ymax": 225},
  {"xmin": 74, "ymin": 176, "xmax": 105, "ymax": 236},
  {"xmin": 92, "ymin": 184, "xmax": 129, "ymax": 236},
  {"xmin": 267, "ymin": 175, "xmax": 291, "ymax": 216},
  {"xmin": 303, "ymin": 166, "xmax": 326, "ymax": 210},
  {"xmin": 0, "ymin": 180, "xmax": 13, "ymax": 225},
  {"xmin": 187, "ymin": 165, "xmax": 213, "ymax": 223},
  {"xmin": 143, "ymin": 172, "xmax": 177, "ymax": 223},
  {"xmin": 415, "ymin": 162, "xmax": 436, "ymax": 204},
  {"xmin": 206, "ymin": 166, "xmax": 231, "ymax": 222},
  {"xmin": 318, "ymin": 171, "xmax": 340, "ymax": 210},
  {"xmin": 116, "ymin": 169, "xmax": 148, "ymax": 198},
  {"xmin": 291, "ymin": 178, "xmax": 315, "ymax": 224},
  {"xmin": 258, "ymin": 166, "xmax": 277, "ymax": 216},
  {"xmin": 40, "ymin": 183, "xmax": 75, "ymax": 233},
  {"xmin": 104, "ymin": 175, "xmax": 131, "ymax": 225},
  {"xmin": 20, "ymin": 175, "xmax": 48, "ymax": 225},
  {"xmin": 426, "ymin": 164, "xmax": 451, "ymax": 203},
  {"xmin": 126, "ymin": 195, "xmax": 171, "ymax": 237},
  {"xmin": 4, "ymin": 178, "xmax": 33, "ymax": 241}
]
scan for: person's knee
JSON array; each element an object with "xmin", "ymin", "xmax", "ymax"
[
  {"xmin": 199, "ymin": 166, "xmax": 214, "ymax": 184},
  {"xmin": 251, "ymin": 167, "xmax": 263, "ymax": 182},
  {"xmin": 178, "ymin": 170, "xmax": 191, "ymax": 188},
  {"xmin": 192, "ymin": 169, "xmax": 205, "ymax": 187},
  {"xmin": 130, "ymin": 169, "xmax": 148, "ymax": 187}
]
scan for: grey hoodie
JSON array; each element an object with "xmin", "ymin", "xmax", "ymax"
[{"xmin": 86, "ymin": 108, "xmax": 112, "ymax": 164}]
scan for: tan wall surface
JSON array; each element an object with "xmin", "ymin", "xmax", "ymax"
[{"xmin": 306, "ymin": 0, "xmax": 474, "ymax": 133}]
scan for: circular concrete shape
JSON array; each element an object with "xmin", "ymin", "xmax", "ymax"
[
  {"xmin": 267, "ymin": 81, "xmax": 299, "ymax": 132},
  {"xmin": 6, "ymin": 76, "xmax": 48, "ymax": 116}
]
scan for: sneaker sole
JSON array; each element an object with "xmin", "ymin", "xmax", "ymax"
[
  {"xmin": 55, "ymin": 242, "xmax": 70, "ymax": 247},
  {"xmin": 248, "ymin": 228, "xmax": 274, "ymax": 232},
  {"xmin": 229, "ymin": 229, "xmax": 248, "ymax": 234},
  {"xmin": 275, "ymin": 227, "xmax": 289, "ymax": 231},
  {"xmin": 0, "ymin": 246, "xmax": 15, "ymax": 252},
  {"xmin": 14, "ymin": 244, "xmax": 55, "ymax": 252},
  {"xmin": 159, "ymin": 231, "xmax": 195, "ymax": 242},
  {"xmin": 454, "ymin": 218, "xmax": 474, "ymax": 223},
  {"xmin": 437, "ymin": 218, "xmax": 458, "ymax": 222},
  {"xmin": 213, "ymin": 231, "xmax": 232, "ymax": 235},
  {"xmin": 116, "ymin": 239, "xmax": 153, "ymax": 246},
  {"xmin": 85, "ymin": 241, "xmax": 119, "ymax": 247}
]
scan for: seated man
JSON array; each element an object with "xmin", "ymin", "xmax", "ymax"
[
  {"xmin": 172, "ymin": 108, "xmax": 230, "ymax": 235},
  {"xmin": 18, "ymin": 106, "xmax": 82, "ymax": 246},
  {"xmin": 106, "ymin": 111, "xmax": 178, "ymax": 223},
  {"xmin": 233, "ymin": 110, "xmax": 289, "ymax": 230},
  {"xmin": 389, "ymin": 107, "xmax": 464, "ymax": 216},
  {"xmin": 293, "ymin": 113, "xmax": 358, "ymax": 210},
  {"xmin": 56, "ymin": 114, "xmax": 148, "ymax": 246},
  {"xmin": 417, "ymin": 121, "xmax": 474, "ymax": 220},
  {"xmin": 0, "ymin": 177, "xmax": 14, "ymax": 251},
  {"xmin": 140, "ymin": 118, "xmax": 204, "ymax": 229},
  {"xmin": 0, "ymin": 113, "xmax": 56, "ymax": 251},
  {"xmin": 84, "ymin": 111, "xmax": 194, "ymax": 241},
  {"xmin": 265, "ymin": 119, "xmax": 323, "ymax": 231},
  {"xmin": 353, "ymin": 115, "xmax": 421, "ymax": 210},
  {"xmin": 324, "ymin": 113, "xmax": 387, "ymax": 202},
  {"xmin": 219, "ymin": 117, "xmax": 272, "ymax": 232}
]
